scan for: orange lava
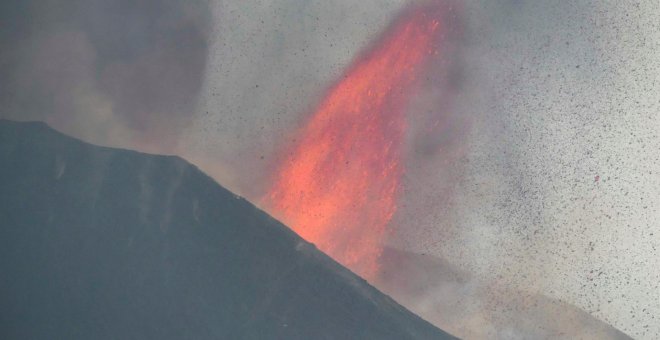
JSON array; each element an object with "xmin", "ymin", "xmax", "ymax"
[{"xmin": 265, "ymin": 4, "xmax": 446, "ymax": 279}]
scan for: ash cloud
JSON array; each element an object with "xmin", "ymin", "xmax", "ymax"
[
  {"xmin": 0, "ymin": 0, "xmax": 211, "ymax": 154},
  {"xmin": 2, "ymin": 0, "xmax": 656, "ymax": 339},
  {"xmin": 395, "ymin": 1, "xmax": 659, "ymax": 339},
  {"xmin": 183, "ymin": 0, "xmax": 410, "ymax": 198}
]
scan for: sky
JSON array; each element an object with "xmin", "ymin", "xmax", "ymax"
[{"xmin": 1, "ymin": 0, "xmax": 659, "ymax": 338}]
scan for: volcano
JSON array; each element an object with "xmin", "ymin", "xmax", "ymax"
[
  {"xmin": 264, "ymin": 2, "xmax": 454, "ymax": 280},
  {"xmin": 0, "ymin": 120, "xmax": 456, "ymax": 339}
]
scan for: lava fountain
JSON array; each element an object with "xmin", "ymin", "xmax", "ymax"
[{"xmin": 264, "ymin": 3, "xmax": 448, "ymax": 280}]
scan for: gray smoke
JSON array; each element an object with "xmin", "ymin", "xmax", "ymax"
[
  {"xmin": 397, "ymin": 1, "xmax": 659, "ymax": 339},
  {"xmin": 0, "ymin": 0, "xmax": 211, "ymax": 154},
  {"xmin": 2, "ymin": 0, "xmax": 657, "ymax": 338},
  {"xmin": 181, "ymin": 0, "xmax": 410, "ymax": 198}
]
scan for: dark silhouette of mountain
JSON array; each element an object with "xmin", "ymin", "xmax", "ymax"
[{"xmin": 0, "ymin": 120, "xmax": 456, "ymax": 339}]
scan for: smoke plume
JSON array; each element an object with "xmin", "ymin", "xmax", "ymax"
[{"xmin": 0, "ymin": 0, "xmax": 211, "ymax": 154}]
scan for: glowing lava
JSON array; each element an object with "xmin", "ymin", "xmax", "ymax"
[{"xmin": 265, "ymin": 4, "xmax": 446, "ymax": 279}]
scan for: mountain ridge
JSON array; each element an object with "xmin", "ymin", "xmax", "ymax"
[{"xmin": 0, "ymin": 119, "xmax": 456, "ymax": 339}]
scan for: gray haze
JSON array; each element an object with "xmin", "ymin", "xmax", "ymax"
[
  {"xmin": 2, "ymin": 0, "xmax": 658, "ymax": 338},
  {"xmin": 0, "ymin": 0, "xmax": 211, "ymax": 153},
  {"xmin": 416, "ymin": 2, "xmax": 660, "ymax": 339},
  {"xmin": 183, "ymin": 0, "xmax": 410, "ymax": 198}
]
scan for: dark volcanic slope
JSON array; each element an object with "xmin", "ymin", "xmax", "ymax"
[{"xmin": 0, "ymin": 120, "xmax": 455, "ymax": 340}]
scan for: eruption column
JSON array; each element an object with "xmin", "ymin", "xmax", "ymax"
[{"xmin": 265, "ymin": 4, "xmax": 446, "ymax": 279}]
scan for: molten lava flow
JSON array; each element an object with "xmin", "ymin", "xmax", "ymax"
[{"xmin": 265, "ymin": 4, "xmax": 446, "ymax": 279}]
